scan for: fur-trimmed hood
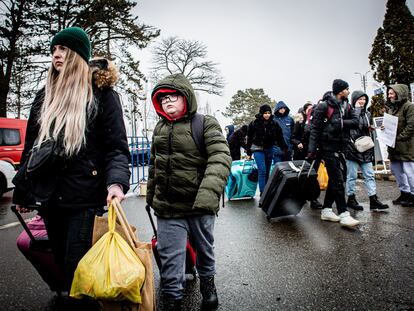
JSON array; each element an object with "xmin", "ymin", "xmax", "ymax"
[
  {"xmin": 90, "ymin": 58, "xmax": 119, "ymax": 89},
  {"xmin": 294, "ymin": 113, "xmax": 304, "ymax": 123}
]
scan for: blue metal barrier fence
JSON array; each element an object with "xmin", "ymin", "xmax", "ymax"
[{"xmin": 128, "ymin": 136, "xmax": 150, "ymax": 187}]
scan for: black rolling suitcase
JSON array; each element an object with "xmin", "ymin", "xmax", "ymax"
[{"xmin": 259, "ymin": 160, "xmax": 320, "ymax": 219}]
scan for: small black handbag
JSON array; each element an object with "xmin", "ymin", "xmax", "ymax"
[{"xmin": 26, "ymin": 138, "xmax": 64, "ymax": 176}]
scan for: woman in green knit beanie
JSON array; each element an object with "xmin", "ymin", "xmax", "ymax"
[{"xmin": 13, "ymin": 27, "xmax": 130, "ymax": 309}]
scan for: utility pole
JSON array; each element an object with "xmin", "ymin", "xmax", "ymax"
[{"xmin": 354, "ymin": 71, "xmax": 370, "ymax": 93}]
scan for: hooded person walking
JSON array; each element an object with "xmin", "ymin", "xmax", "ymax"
[
  {"xmin": 273, "ymin": 101, "xmax": 295, "ymax": 163},
  {"xmin": 345, "ymin": 91, "xmax": 388, "ymax": 211},
  {"xmin": 147, "ymin": 73, "xmax": 231, "ymax": 310},
  {"xmin": 386, "ymin": 84, "xmax": 414, "ymax": 207}
]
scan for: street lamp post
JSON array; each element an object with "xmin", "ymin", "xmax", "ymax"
[{"xmin": 354, "ymin": 71, "xmax": 370, "ymax": 93}]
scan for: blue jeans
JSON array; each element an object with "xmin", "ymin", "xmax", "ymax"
[
  {"xmin": 272, "ymin": 146, "xmax": 292, "ymax": 164},
  {"xmin": 254, "ymin": 148, "xmax": 274, "ymax": 192},
  {"xmin": 346, "ymin": 160, "xmax": 376, "ymax": 197}
]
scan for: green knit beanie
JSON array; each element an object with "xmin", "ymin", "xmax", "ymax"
[{"xmin": 50, "ymin": 27, "xmax": 91, "ymax": 63}]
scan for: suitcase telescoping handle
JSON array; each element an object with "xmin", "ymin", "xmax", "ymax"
[
  {"xmin": 290, "ymin": 160, "xmax": 316, "ymax": 179},
  {"xmin": 145, "ymin": 204, "xmax": 158, "ymax": 237},
  {"xmin": 10, "ymin": 205, "xmax": 37, "ymax": 243},
  {"xmin": 307, "ymin": 160, "xmax": 316, "ymax": 178}
]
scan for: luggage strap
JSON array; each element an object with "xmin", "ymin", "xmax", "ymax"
[{"xmin": 288, "ymin": 161, "xmax": 300, "ymax": 173}]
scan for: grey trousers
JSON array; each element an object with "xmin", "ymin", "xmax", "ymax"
[
  {"xmin": 157, "ymin": 214, "xmax": 216, "ymax": 299},
  {"xmin": 391, "ymin": 161, "xmax": 414, "ymax": 194}
]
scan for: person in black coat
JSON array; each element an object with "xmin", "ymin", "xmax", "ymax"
[
  {"xmin": 292, "ymin": 102, "xmax": 323, "ymax": 209},
  {"xmin": 12, "ymin": 27, "xmax": 130, "ymax": 303},
  {"xmin": 308, "ymin": 79, "xmax": 360, "ymax": 228},
  {"xmin": 228, "ymin": 125, "xmax": 248, "ymax": 160},
  {"xmin": 246, "ymin": 104, "xmax": 287, "ymax": 194},
  {"xmin": 345, "ymin": 91, "xmax": 388, "ymax": 211},
  {"xmin": 292, "ymin": 102, "xmax": 313, "ymax": 160}
]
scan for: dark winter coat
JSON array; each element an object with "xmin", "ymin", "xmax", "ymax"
[
  {"xmin": 12, "ymin": 61, "xmax": 131, "ymax": 209},
  {"xmin": 387, "ymin": 84, "xmax": 414, "ymax": 161},
  {"xmin": 147, "ymin": 74, "xmax": 231, "ymax": 218},
  {"xmin": 344, "ymin": 91, "xmax": 374, "ymax": 163},
  {"xmin": 246, "ymin": 114, "xmax": 287, "ymax": 156},
  {"xmin": 225, "ymin": 124, "xmax": 235, "ymax": 143},
  {"xmin": 308, "ymin": 92, "xmax": 359, "ymax": 154},
  {"xmin": 292, "ymin": 112, "xmax": 309, "ymax": 160},
  {"xmin": 228, "ymin": 125, "xmax": 248, "ymax": 160},
  {"xmin": 273, "ymin": 101, "xmax": 294, "ymax": 156}
]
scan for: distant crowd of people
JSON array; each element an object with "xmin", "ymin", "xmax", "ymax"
[{"xmin": 225, "ymin": 78, "xmax": 414, "ymax": 228}]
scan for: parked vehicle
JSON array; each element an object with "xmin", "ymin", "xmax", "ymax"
[
  {"xmin": 129, "ymin": 136, "xmax": 150, "ymax": 166},
  {"xmin": 0, "ymin": 118, "xmax": 27, "ymax": 168},
  {"xmin": 0, "ymin": 160, "xmax": 16, "ymax": 197}
]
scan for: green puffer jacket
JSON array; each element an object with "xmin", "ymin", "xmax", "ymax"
[
  {"xmin": 147, "ymin": 74, "xmax": 232, "ymax": 218},
  {"xmin": 387, "ymin": 84, "xmax": 414, "ymax": 161}
]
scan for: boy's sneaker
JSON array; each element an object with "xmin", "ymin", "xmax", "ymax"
[
  {"xmin": 200, "ymin": 276, "xmax": 218, "ymax": 310},
  {"xmin": 321, "ymin": 208, "xmax": 340, "ymax": 222},
  {"xmin": 339, "ymin": 211, "xmax": 360, "ymax": 227}
]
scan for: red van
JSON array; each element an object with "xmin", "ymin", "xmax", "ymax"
[{"xmin": 0, "ymin": 118, "xmax": 27, "ymax": 168}]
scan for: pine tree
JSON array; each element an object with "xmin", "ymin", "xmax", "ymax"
[
  {"xmin": 369, "ymin": 94, "xmax": 387, "ymax": 118},
  {"xmin": 1, "ymin": 0, "xmax": 159, "ymax": 117},
  {"xmin": 223, "ymin": 88, "xmax": 276, "ymax": 128},
  {"xmin": 369, "ymin": 0, "xmax": 414, "ymax": 86}
]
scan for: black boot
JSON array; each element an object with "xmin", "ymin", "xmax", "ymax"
[
  {"xmin": 200, "ymin": 276, "xmax": 218, "ymax": 310},
  {"xmin": 310, "ymin": 199, "xmax": 322, "ymax": 209},
  {"xmin": 369, "ymin": 195, "xmax": 389, "ymax": 211},
  {"xmin": 402, "ymin": 193, "xmax": 414, "ymax": 207},
  {"xmin": 347, "ymin": 194, "xmax": 363, "ymax": 211},
  {"xmin": 160, "ymin": 296, "xmax": 182, "ymax": 311},
  {"xmin": 392, "ymin": 191, "xmax": 410, "ymax": 205}
]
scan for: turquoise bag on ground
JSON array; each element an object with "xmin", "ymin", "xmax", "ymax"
[{"xmin": 225, "ymin": 159, "xmax": 258, "ymax": 200}]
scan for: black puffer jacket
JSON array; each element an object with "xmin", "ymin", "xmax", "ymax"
[
  {"xmin": 228, "ymin": 125, "xmax": 248, "ymax": 160},
  {"xmin": 12, "ymin": 60, "xmax": 130, "ymax": 209},
  {"xmin": 246, "ymin": 114, "xmax": 286, "ymax": 155},
  {"xmin": 292, "ymin": 112, "xmax": 310, "ymax": 160},
  {"xmin": 308, "ymin": 92, "xmax": 359, "ymax": 154},
  {"xmin": 344, "ymin": 91, "xmax": 374, "ymax": 163}
]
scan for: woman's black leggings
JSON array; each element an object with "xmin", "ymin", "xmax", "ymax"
[{"xmin": 41, "ymin": 206, "xmax": 97, "ymax": 291}]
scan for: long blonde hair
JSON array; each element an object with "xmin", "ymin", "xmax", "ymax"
[{"xmin": 38, "ymin": 49, "xmax": 95, "ymax": 157}]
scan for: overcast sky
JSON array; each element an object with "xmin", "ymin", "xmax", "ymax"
[{"xmin": 134, "ymin": 0, "xmax": 414, "ymax": 125}]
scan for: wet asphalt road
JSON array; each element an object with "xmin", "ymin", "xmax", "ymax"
[{"xmin": 0, "ymin": 179, "xmax": 413, "ymax": 311}]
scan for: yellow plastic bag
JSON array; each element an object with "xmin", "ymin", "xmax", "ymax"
[
  {"xmin": 70, "ymin": 202, "xmax": 145, "ymax": 303},
  {"xmin": 317, "ymin": 161, "xmax": 329, "ymax": 190}
]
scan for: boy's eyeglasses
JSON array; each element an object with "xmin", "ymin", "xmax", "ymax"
[{"xmin": 160, "ymin": 94, "xmax": 179, "ymax": 104}]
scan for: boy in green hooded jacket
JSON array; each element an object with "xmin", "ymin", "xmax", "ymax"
[{"xmin": 147, "ymin": 73, "xmax": 231, "ymax": 310}]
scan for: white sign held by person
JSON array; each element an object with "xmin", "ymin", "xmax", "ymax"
[{"xmin": 379, "ymin": 113, "xmax": 398, "ymax": 148}]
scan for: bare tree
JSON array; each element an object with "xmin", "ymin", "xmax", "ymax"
[{"xmin": 150, "ymin": 36, "xmax": 225, "ymax": 96}]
